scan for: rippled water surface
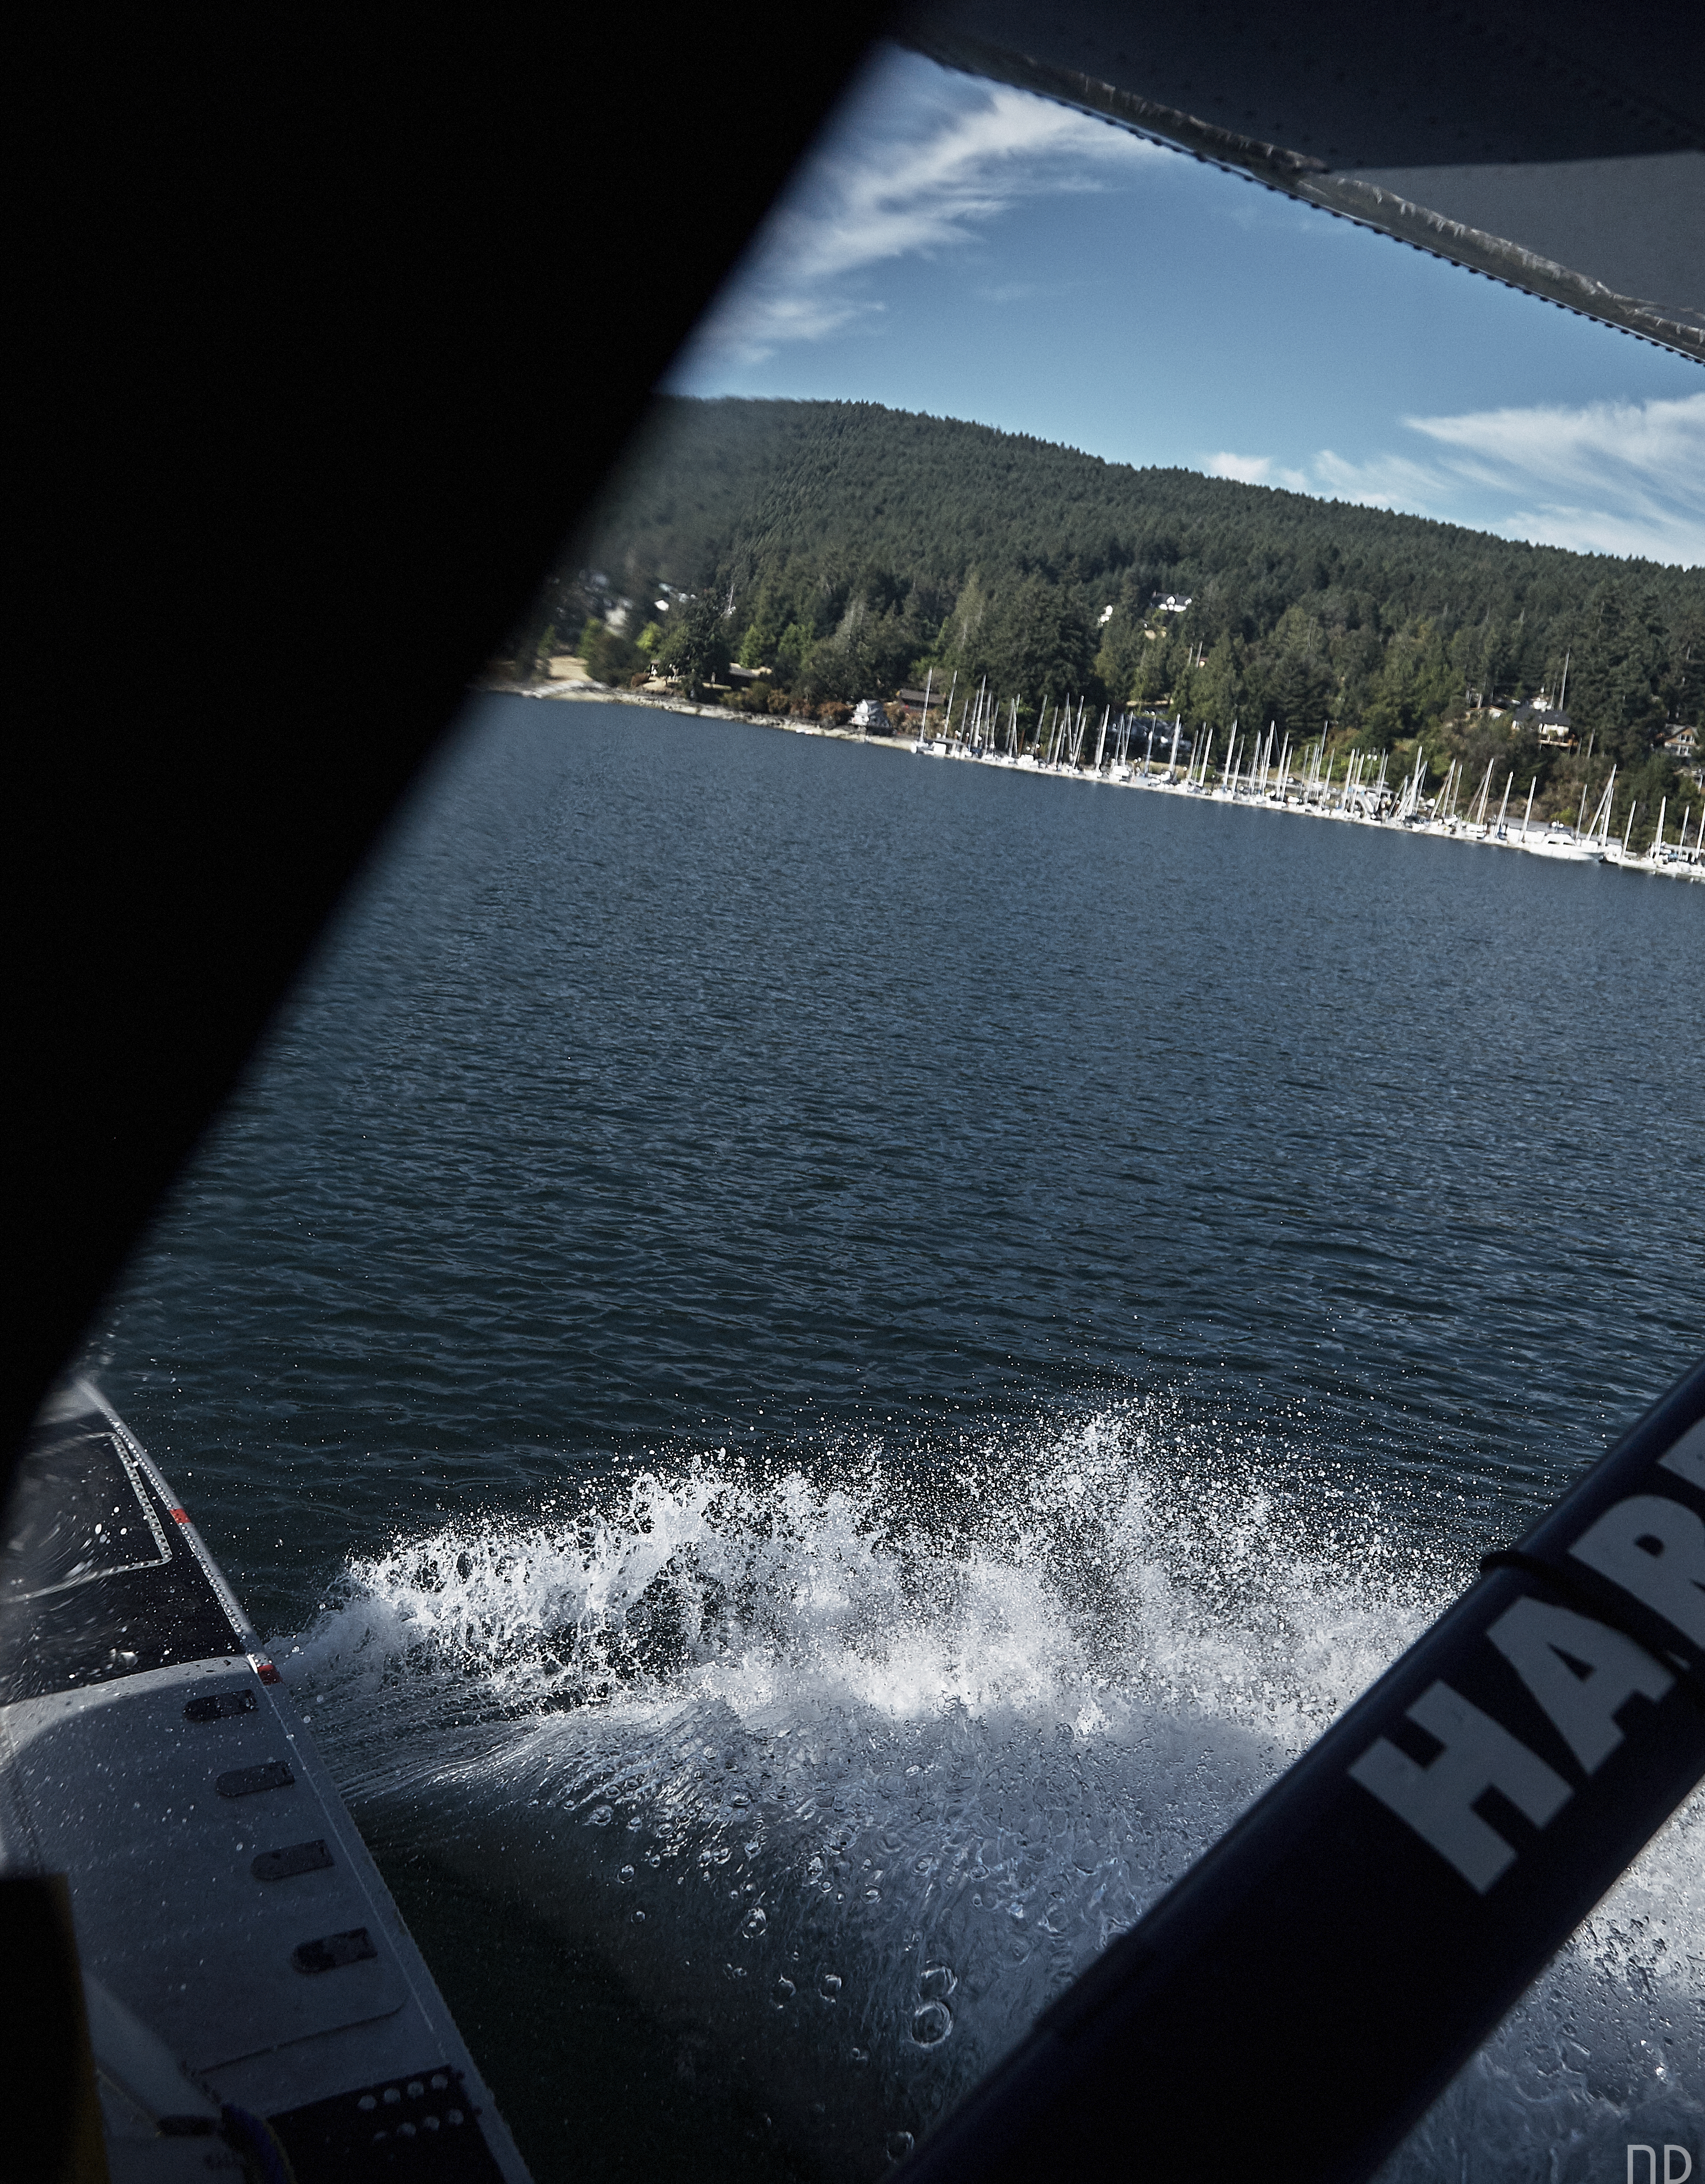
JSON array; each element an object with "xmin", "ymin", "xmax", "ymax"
[{"xmin": 91, "ymin": 698, "xmax": 1704, "ymax": 2178}]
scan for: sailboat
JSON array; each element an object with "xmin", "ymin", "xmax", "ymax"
[{"xmin": 1521, "ymin": 772, "xmax": 1609, "ymax": 863}]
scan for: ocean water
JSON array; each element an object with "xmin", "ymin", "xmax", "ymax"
[{"xmin": 89, "ymin": 697, "xmax": 1704, "ymax": 2177}]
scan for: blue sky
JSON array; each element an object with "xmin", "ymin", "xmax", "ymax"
[{"xmin": 668, "ymin": 46, "xmax": 1705, "ymax": 567}]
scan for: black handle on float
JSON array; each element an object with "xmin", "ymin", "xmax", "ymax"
[{"xmin": 900, "ymin": 1356, "xmax": 1705, "ymax": 2184}]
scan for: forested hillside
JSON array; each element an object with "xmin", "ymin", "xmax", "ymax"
[{"xmin": 531, "ymin": 396, "xmax": 1702, "ymax": 835}]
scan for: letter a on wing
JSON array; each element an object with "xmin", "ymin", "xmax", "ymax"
[{"xmin": 1486, "ymin": 1597, "xmax": 1672, "ymax": 1773}]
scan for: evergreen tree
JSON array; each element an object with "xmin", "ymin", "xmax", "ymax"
[
  {"xmin": 658, "ymin": 594, "xmax": 730, "ymax": 698},
  {"xmin": 1569, "ymin": 580, "xmax": 1668, "ymax": 763}
]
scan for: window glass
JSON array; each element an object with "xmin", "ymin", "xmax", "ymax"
[{"xmin": 87, "ymin": 42, "xmax": 1703, "ymax": 2184}]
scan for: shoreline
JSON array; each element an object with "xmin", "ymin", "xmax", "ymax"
[
  {"xmin": 482, "ymin": 679, "xmax": 1705, "ymax": 883},
  {"xmin": 482, "ymin": 675, "xmax": 918, "ymax": 754}
]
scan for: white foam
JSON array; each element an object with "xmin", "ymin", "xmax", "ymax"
[{"xmin": 284, "ymin": 1400, "xmax": 1703, "ymax": 2178}]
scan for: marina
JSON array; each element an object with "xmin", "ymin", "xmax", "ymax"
[
  {"xmin": 906, "ymin": 670, "xmax": 1705, "ymax": 882},
  {"xmin": 514, "ymin": 673, "xmax": 1705, "ymax": 886}
]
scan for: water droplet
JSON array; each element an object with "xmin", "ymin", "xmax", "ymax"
[
  {"xmin": 618, "ymin": 1865, "xmax": 635, "ymax": 1884},
  {"xmin": 1010, "ymin": 1938, "xmax": 1030, "ymax": 1962},
  {"xmin": 886, "ymin": 2131, "xmax": 915, "ymax": 2161},
  {"xmin": 910, "ymin": 2001, "xmax": 952, "ymax": 2048},
  {"xmin": 919, "ymin": 1964, "xmax": 957, "ymax": 2002},
  {"xmin": 865, "ymin": 1887, "xmax": 880, "ymax": 1902},
  {"xmin": 743, "ymin": 1907, "xmax": 768, "ymax": 1939},
  {"xmin": 818, "ymin": 1973, "xmax": 843, "ymax": 2003},
  {"xmin": 589, "ymin": 1805, "xmax": 614, "ymax": 1827},
  {"xmin": 806, "ymin": 1857, "xmax": 824, "ymax": 1881},
  {"xmin": 772, "ymin": 1977, "xmax": 795, "ymax": 2008},
  {"xmin": 851, "ymin": 2046, "xmax": 869, "ymax": 2066}
]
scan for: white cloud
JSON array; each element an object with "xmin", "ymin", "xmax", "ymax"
[
  {"xmin": 1207, "ymin": 452, "xmax": 1311, "ymax": 492},
  {"xmin": 1202, "ymin": 395, "xmax": 1705, "ymax": 564},
  {"xmin": 677, "ymin": 48, "xmax": 1166, "ymax": 367},
  {"xmin": 1206, "ymin": 450, "xmax": 1270, "ymax": 484}
]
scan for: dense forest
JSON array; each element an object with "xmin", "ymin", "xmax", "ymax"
[{"xmin": 524, "ymin": 396, "xmax": 1703, "ymax": 846}]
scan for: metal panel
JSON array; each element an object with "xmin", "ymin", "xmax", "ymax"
[{"xmin": 908, "ymin": 0, "xmax": 1705, "ymax": 356}]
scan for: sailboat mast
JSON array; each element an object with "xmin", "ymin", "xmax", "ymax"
[{"xmin": 1594, "ymin": 766, "xmax": 1618, "ymax": 847}]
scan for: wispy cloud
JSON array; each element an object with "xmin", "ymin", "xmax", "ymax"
[
  {"xmin": 677, "ymin": 49, "xmax": 1166, "ymax": 367},
  {"xmin": 973, "ymin": 279, "xmax": 1084, "ymax": 305},
  {"xmin": 1202, "ymin": 393, "xmax": 1705, "ymax": 564},
  {"xmin": 1309, "ymin": 448, "xmax": 1458, "ymax": 511},
  {"xmin": 1403, "ymin": 391, "xmax": 1705, "ymax": 562}
]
